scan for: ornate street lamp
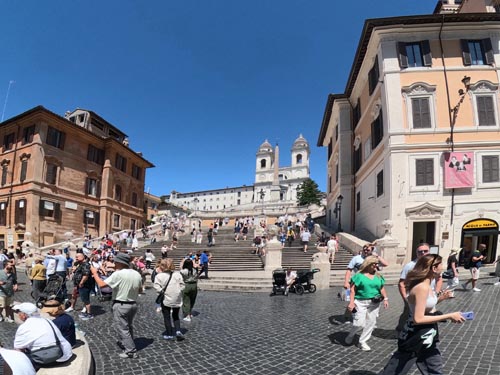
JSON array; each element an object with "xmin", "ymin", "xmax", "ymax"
[{"xmin": 334, "ymin": 194, "xmax": 344, "ymax": 232}]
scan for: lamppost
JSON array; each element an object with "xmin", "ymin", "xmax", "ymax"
[
  {"xmin": 449, "ymin": 75, "xmax": 471, "ymax": 151},
  {"xmin": 334, "ymin": 194, "xmax": 344, "ymax": 233},
  {"xmin": 259, "ymin": 189, "xmax": 265, "ymax": 215}
]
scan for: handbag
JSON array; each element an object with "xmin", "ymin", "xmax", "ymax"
[
  {"xmin": 155, "ymin": 273, "xmax": 173, "ymax": 305},
  {"xmin": 28, "ymin": 319, "xmax": 63, "ymax": 365},
  {"xmin": 441, "ymin": 269, "xmax": 454, "ymax": 279},
  {"xmin": 398, "ymin": 323, "xmax": 438, "ymax": 353}
]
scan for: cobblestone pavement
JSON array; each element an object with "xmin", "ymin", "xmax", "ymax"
[{"xmin": 2, "ymin": 272, "xmax": 500, "ymax": 375}]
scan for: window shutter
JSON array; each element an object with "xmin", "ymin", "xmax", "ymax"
[
  {"xmin": 39, "ymin": 200, "xmax": 45, "ymax": 216},
  {"xmin": 85, "ymin": 178, "xmax": 89, "ymax": 195},
  {"xmin": 422, "ymin": 40, "xmax": 432, "ymax": 67},
  {"xmin": 20, "ymin": 160, "xmax": 27, "ymax": 183},
  {"xmin": 483, "ymin": 38, "xmax": 494, "ymax": 65},
  {"xmin": 398, "ymin": 42, "xmax": 409, "ymax": 68},
  {"xmin": 95, "ymin": 212, "xmax": 100, "ymax": 228},
  {"xmin": 15, "ymin": 201, "xmax": 19, "ymax": 224},
  {"xmin": 54, "ymin": 203, "xmax": 61, "ymax": 220},
  {"xmin": 477, "ymin": 96, "xmax": 495, "ymax": 126},
  {"xmin": 416, "ymin": 160, "xmax": 425, "ymax": 186},
  {"xmin": 461, "ymin": 39, "xmax": 471, "ymax": 66},
  {"xmin": 425, "ymin": 159, "xmax": 434, "ymax": 185},
  {"xmin": 59, "ymin": 132, "xmax": 66, "ymax": 150},
  {"xmin": 412, "ymin": 99, "xmax": 421, "ymax": 128},
  {"xmin": 493, "ymin": 156, "xmax": 500, "ymax": 182},
  {"xmin": 83, "ymin": 210, "xmax": 87, "ymax": 224},
  {"xmin": 421, "ymin": 98, "xmax": 431, "ymax": 128}
]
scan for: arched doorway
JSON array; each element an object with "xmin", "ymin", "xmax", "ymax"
[{"xmin": 460, "ymin": 218, "xmax": 498, "ymax": 264}]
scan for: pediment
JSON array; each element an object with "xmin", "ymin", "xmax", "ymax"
[{"xmin": 405, "ymin": 202, "xmax": 444, "ymax": 217}]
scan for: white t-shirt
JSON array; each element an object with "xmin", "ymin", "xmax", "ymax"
[
  {"xmin": 300, "ymin": 231, "xmax": 311, "ymax": 242},
  {"xmin": 14, "ymin": 316, "xmax": 73, "ymax": 363},
  {"xmin": 0, "ymin": 348, "xmax": 36, "ymax": 375},
  {"xmin": 327, "ymin": 239, "xmax": 337, "ymax": 252}
]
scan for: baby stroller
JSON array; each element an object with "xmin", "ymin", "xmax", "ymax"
[
  {"xmin": 97, "ymin": 272, "xmax": 113, "ymax": 301},
  {"xmin": 270, "ymin": 269, "xmax": 287, "ymax": 296},
  {"xmin": 289, "ymin": 269, "xmax": 319, "ymax": 295},
  {"xmin": 35, "ymin": 273, "xmax": 66, "ymax": 308}
]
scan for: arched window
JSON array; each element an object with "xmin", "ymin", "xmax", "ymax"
[
  {"xmin": 296, "ymin": 154, "xmax": 303, "ymax": 164},
  {"xmin": 260, "ymin": 159, "xmax": 266, "ymax": 168}
]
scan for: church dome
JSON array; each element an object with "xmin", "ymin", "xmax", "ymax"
[
  {"xmin": 292, "ymin": 134, "xmax": 309, "ymax": 150},
  {"xmin": 258, "ymin": 139, "xmax": 273, "ymax": 152}
]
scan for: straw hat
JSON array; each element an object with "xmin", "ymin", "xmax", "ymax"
[{"xmin": 40, "ymin": 300, "xmax": 64, "ymax": 316}]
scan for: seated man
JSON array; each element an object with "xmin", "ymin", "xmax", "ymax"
[
  {"xmin": 13, "ymin": 303, "xmax": 72, "ymax": 367},
  {"xmin": 0, "ymin": 347, "xmax": 36, "ymax": 375},
  {"xmin": 285, "ymin": 268, "xmax": 297, "ymax": 296}
]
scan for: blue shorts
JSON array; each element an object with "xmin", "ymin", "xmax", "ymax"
[{"xmin": 78, "ymin": 287, "xmax": 91, "ymax": 304}]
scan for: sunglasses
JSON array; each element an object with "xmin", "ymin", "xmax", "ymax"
[{"xmin": 417, "ymin": 250, "xmax": 429, "ymax": 254}]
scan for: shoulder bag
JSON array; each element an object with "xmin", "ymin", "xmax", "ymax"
[
  {"xmin": 28, "ymin": 319, "xmax": 64, "ymax": 365},
  {"xmin": 155, "ymin": 273, "xmax": 173, "ymax": 305}
]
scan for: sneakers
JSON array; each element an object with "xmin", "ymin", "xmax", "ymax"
[
  {"xmin": 176, "ymin": 331, "xmax": 185, "ymax": 341},
  {"xmin": 118, "ymin": 350, "xmax": 136, "ymax": 359},
  {"xmin": 461, "ymin": 283, "xmax": 468, "ymax": 290},
  {"xmin": 473, "ymin": 287, "xmax": 481, "ymax": 292},
  {"xmin": 81, "ymin": 307, "xmax": 87, "ymax": 313},
  {"xmin": 345, "ymin": 332, "xmax": 355, "ymax": 345},
  {"xmin": 183, "ymin": 316, "xmax": 191, "ymax": 322},
  {"xmin": 494, "ymin": 282, "xmax": 500, "ymax": 286},
  {"xmin": 116, "ymin": 341, "xmax": 126, "ymax": 350},
  {"xmin": 65, "ymin": 307, "xmax": 74, "ymax": 313},
  {"xmin": 80, "ymin": 313, "xmax": 94, "ymax": 321},
  {"xmin": 358, "ymin": 342, "xmax": 371, "ymax": 351},
  {"xmin": 4, "ymin": 317, "xmax": 14, "ymax": 323},
  {"xmin": 162, "ymin": 335, "xmax": 174, "ymax": 340}
]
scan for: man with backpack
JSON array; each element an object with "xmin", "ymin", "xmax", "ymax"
[{"xmin": 462, "ymin": 243, "xmax": 486, "ymax": 292}]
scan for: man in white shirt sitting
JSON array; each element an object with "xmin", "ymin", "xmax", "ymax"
[{"xmin": 13, "ymin": 303, "xmax": 73, "ymax": 367}]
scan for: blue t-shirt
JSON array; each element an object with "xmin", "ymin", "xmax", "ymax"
[
  {"xmin": 200, "ymin": 253, "xmax": 209, "ymax": 265},
  {"xmin": 53, "ymin": 313, "xmax": 76, "ymax": 347}
]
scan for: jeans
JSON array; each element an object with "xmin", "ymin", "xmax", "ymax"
[
  {"xmin": 161, "ymin": 305, "xmax": 181, "ymax": 336},
  {"xmin": 379, "ymin": 346, "xmax": 443, "ymax": 375}
]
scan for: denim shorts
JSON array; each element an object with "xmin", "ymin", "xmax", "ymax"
[{"xmin": 78, "ymin": 287, "xmax": 91, "ymax": 304}]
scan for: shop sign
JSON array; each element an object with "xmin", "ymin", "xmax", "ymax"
[{"xmin": 463, "ymin": 219, "xmax": 498, "ymax": 230}]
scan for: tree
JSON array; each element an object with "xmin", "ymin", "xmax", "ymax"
[{"xmin": 296, "ymin": 178, "xmax": 322, "ymax": 206}]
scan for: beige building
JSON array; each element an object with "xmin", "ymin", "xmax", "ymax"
[
  {"xmin": 0, "ymin": 106, "xmax": 153, "ymax": 248},
  {"xmin": 318, "ymin": 0, "xmax": 500, "ymax": 264}
]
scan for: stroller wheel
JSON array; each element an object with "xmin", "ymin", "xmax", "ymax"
[
  {"xmin": 308, "ymin": 284, "xmax": 317, "ymax": 293},
  {"xmin": 295, "ymin": 284, "xmax": 305, "ymax": 295}
]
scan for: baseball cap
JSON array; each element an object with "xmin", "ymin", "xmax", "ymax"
[{"xmin": 12, "ymin": 302, "xmax": 38, "ymax": 315}]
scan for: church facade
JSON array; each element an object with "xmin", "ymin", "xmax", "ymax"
[{"xmin": 167, "ymin": 135, "xmax": 310, "ymax": 214}]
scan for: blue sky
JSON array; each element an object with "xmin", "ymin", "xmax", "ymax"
[{"xmin": 0, "ymin": 0, "xmax": 433, "ymax": 196}]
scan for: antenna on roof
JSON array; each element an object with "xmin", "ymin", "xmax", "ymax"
[{"xmin": 1, "ymin": 80, "xmax": 15, "ymax": 122}]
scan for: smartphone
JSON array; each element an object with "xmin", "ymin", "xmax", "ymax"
[
  {"xmin": 461, "ymin": 311, "xmax": 474, "ymax": 320},
  {"xmin": 352, "ymin": 307, "xmax": 357, "ymax": 314}
]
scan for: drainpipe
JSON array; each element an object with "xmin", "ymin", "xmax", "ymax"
[{"xmin": 438, "ymin": 15, "xmax": 455, "ymax": 226}]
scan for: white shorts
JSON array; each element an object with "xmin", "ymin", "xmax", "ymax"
[
  {"xmin": 470, "ymin": 267, "xmax": 480, "ymax": 280},
  {"xmin": 0, "ymin": 295, "xmax": 13, "ymax": 308}
]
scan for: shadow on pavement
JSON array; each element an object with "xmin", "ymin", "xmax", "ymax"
[
  {"xmin": 348, "ymin": 371, "xmax": 378, "ymax": 375},
  {"xmin": 135, "ymin": 337, "xmax": 154, "ymax": 351},
  {"xmin": 372, "ymin": 328, "xmax": 398, "ymax": 340},
  {"xmin": 327, "ymin": 331, "xmax": 353, "ymax": 347},
  {"xmin": 328, "ymin": 314, "xmax": 351, "ymax": 325}
]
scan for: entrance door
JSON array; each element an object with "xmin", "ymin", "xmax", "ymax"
[
  {"xmin": 461, "ymin": 219, "xmax": 498, "ymax": 263},
  {"xmin": 412, "ymin": 221, "xmax": 436, "ymax": 258}
]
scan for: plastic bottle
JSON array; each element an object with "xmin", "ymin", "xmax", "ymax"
[{"xmin": 345, "ymin": 289, "xmax": 351, "ymax": 302}]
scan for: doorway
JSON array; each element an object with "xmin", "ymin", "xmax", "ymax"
[
  {"xmin": 461, "ymin": 218, "xmax": 498, "ymax": 264},
  {"xmin": 412, "ymin": 221, "xmax": 436, "ymax": 258}
]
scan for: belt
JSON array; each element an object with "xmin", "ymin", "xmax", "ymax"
[{"xmin": 113, "ymin": 300, "xmax": 137, "ymax": 305}]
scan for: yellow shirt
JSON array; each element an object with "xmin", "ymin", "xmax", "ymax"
[{"xmin": 30, "ymin": 264, "xmax": 46, "ymax": 281}]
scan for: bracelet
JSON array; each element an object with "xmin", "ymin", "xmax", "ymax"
[{"xmin": 383, "ymin": 298, "xmax": 388, "ymax": 301}]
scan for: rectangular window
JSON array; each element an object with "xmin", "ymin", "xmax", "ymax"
[
  {"xmin": 3, "ymin": 132, "xmax": 15, "ymax": 151},
  {"xmin": 327, "ymin": 140, "xmax": 332, "ymax": 160},
  {"xmin": 22, "ymin": 125, "xmax": 35, "ymax": 145},
  {"xmin": 46, "ymin": 127, "xmax": 65, "ymax": 149},
  {"xmin": 398, "ymin": 41, "xmax": 432, "ymax": 68},
  {"xmin": 368, "ymin": 57, "xmax": 379, "ymax": 95},
  {"xmin": 115, "ymin": 154, "xmax": 127, "ymax": 172},
  {"xmin": 371, "ymin": 112, "xmax": 384, "ymax": 150},
  {"xmin": 353, "ymin": 98, "xmax": 361, "ymax": 128},
  {"xmin": 461, "ymin": 39, "xmax": 494, "ymax": 66},
  {"xmin": 356, "ymin": 192, "xmax": 361, "ymax": 212},
  {"xmin": 86, "ymin": 178, "xmax": 98, "ymax": 196},
  {"xmin": 39, "ymin": 200, "xmax": 60, "ymax": 219},
  {"xmin": 20, "ymin": 160, "xmax": 27, "ymax": 183},
  {"xmin": 335, "ymin": 163, "xmax": 339, "ymax": 183},
  {"xmin": 1, "ymin": 166, "xmax": 7, "ymax": 186},
  {"xmin": 353, "ymin": 148, "xmax": 362, "ymax": 173},
  {"xmin": 84, "ymin": 210, "xmax": 98, "ymax": 226},
  {"xmin": 328, "ymin": 175, "xmax": 331, "ymax": 193},
  {"xmin": 476, "ymin": 96, "xmax": 496, "ymax": 126},
  {"xmin": 130, "ymin": 218, "xmax": 136, "ymax": 230},
  {"xmin": 412, "ymin": 98, "xmax": 432, "ymax": 129},
  {"xmin": 46, "ymin": 163, "xmax": 57, "ymax": 185},
  {"xmin": 115, "ymin": 185, "xmax": 122, "ymax": 201},
  {"xmin": 416, "ymin": 159, "xmax": 434, "ymax": 186},
  {"xmin": 87, "ymin": 145, "xmax": 105, "ymax": 165},
  {"xmin": 131, "ymin": 192, "xmax": 138, "ymax": 207},
  {"xmin": 482, "ymin": 155, "xmax": 499, "ymax": 183},
  {"xmin": 15, "ymin": 199, "xmax": 26, "ymax": 225},
  {"xmin": 0, "ymin": 202, "xmax": 7, "ymax": 226},
  {"xmin": 132, "ymin": 164, "xmax": 142, "ymax": 180},
  {"xmin": 113, "ymin": 214, "xmax": 120, "ymax": 228},
  {"xmin": 376, "ymin": 170, "xmax": 384, "ymax": 197}
]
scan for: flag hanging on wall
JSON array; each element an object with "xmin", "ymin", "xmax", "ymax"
[{"xmin": 444, "ymin": 152, "xmax": 474, "ymax": 188}]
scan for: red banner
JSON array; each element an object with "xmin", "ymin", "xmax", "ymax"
[{"xmin": 444, "ymin": 152, "xmax": 474, "ymax": 188}]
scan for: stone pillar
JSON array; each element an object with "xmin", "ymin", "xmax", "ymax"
[
  {"xmin": 264, "ymin": 239, "xmax": 282, "ymax": 274},
  {"xmin": 311, "ymin": 252, "xmax": 330, "ymax": 290}
]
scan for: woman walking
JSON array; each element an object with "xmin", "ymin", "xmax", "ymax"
[
  {"xmin": 30, "ymin": 256, "xmax": 46, "ymax": 302},
  {"xmin": 180, "ymin": 258, "xmax": 198, "ymax": 322},
  {"xmin": 380, "ymin": 254, "xmax": 464, "ymax": 374},
  {"xmin": 345, "ymin": 256, "xmax": 389, "ymax": 351},
  {"xmin": 154, "ymin": 258, "xmax": 185, "ymax": 341}
]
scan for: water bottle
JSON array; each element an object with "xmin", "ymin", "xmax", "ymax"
[{"xmin": 345, "ymin": 289, "xmax": 351, "ymax": 302}]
